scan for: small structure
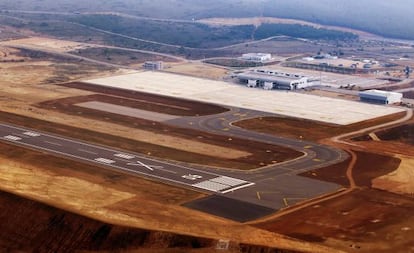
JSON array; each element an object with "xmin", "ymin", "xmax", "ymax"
[
  {"xmin": 143, "ymin": 61, "xmax": 163, "ymax": 70},
  {"xmin": 241, "ymin": 53, "xmax": 272, "ymax": 63},
  {"xmin": 359, "ymin": 90, "xmax": 402, "ymax": 104},
  {"xmin": 237, "ymin": 69, "xmax": 311, "ymax": 90}
]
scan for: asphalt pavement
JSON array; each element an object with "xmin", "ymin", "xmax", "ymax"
[{"xmin": 0, "ymin": 107, "xmax": 348, "ymax": 221}]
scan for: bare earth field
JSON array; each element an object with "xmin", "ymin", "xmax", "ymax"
[
  {"xmin": 234, "ymin": 112, "xmax": 405, "ymax": 142},
  {"xmin": 72, "ymin": 47, "xmax": 181, "ymax": 68},
  {"xmin": 236, "ymin": 110, "xmax": 414, "ymax": 252},
  {"xmin": 1, "ymin": 36, "xmax": 414, "ymax": 252},
  {"xmin": 0, "ymin": 142, "xmax": 331, "ymax": 253},
  {"xmin": 164, "ymin": 62, "xmax": 229, "ymax": 80},
  {"xmin": 2, "ymin": 37, "xmax": 91, "ymax": 53}
]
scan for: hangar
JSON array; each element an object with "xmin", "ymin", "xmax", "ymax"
[
  {"xmin": 359, "ymin": 90, "xmax": 403, "ymax": 104},
  {"xmin": 237, "ymin": 69, "xmax": 312, "ymax": 90}
]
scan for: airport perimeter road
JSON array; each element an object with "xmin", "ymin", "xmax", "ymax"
[{"xmin": 0, "ymin": 123, "xmax": 254, "ymax": 195}]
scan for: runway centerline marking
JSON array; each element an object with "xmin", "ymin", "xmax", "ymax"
[
  {"xmin": 44, "ymin": 140, "xmax": 62, "ymax": 146},
  {"xmin": 78, "ymin": 148, "xmax": 98, "ymax": 155}
]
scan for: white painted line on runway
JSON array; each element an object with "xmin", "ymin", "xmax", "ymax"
[
  {"xmin": 3, "ymin": 135, "xmax": 22, "ymax": 141},
  {"xmin": 114, "ymin": 153, "xmax": 135, "ymax": 159},
  {"xmin": 23, "ymin": 131, "xmax": 41, "ymax": 137},
  {"xmin": 192, "ymin": 180, "xmax": 230, "ymax": 192},
  {"xmin": 0, "ymin": 135, "xmax": 208, "ymax": 190},
  {"xmin": 127, "ymin": 160, "xmax": 154, "ymax": 171},
  {"xmin": 95, "ymin": 158, "xmax": 116, "ymax": 164},
  {"xmin": 0, "ymin": 123, "xmax": 226, "ymax": 178},
  {"xmin": 1, "ymin": 124, "xmax": 256, "ymax": 194},
  {"xmin": 211, "ymin": 176, "xmax": 247, "ymax": 186},
  {"xmin": 78, "ymin": 148, "xmax": 98, "ymax": 155},
  {"xmin": 182, "ymin": 174, "xmax": 203, "ymax": 180},
  {"xmin": 192, "ymin": 176, "xmax": 255, "ymax": 193},
  {"xmin": 44, "ymin": 140, "xmax": 62, "ymax": 146},
  {"xmin": 221, "ymin": 182, "xmax": 255, "ymax": 194}
]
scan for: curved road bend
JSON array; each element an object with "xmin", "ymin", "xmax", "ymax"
[
  {"xmin": 166, "ymin": 106, "xmax": 348, "ymax": 177},
  {"xmin": 165, "ymin": 107, "xmax": 348, "ymax": 210}
]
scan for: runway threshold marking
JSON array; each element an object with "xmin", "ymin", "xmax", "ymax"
[{"xmin": 192, "ymin": 176, "xmax": 255, "ymax": 193}]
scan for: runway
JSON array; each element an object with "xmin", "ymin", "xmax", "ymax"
[
  {"xmin": 0, "ymin": 107, "xmax": 347, "ymax": 221},
  {"xmin": 0, "ymin": 123, "xmax": 254, "ymax": 195}
]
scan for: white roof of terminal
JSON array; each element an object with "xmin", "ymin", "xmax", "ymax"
[
  {"xmin": 85, "ymin": 71, "xmax": 404, "ymax": 125},
  {"xmin": 237, "ymin": 73, "xmax": 306, "ymax": 83}
]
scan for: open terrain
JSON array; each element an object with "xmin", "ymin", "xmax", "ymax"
[{"xmin": 0, "ymin": 22, "xmax": 414, "ymax": 253}]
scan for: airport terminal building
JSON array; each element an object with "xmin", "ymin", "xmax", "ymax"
[{"xmin": 236, "ymin": 69, "xmax": 312, "ymax": 90}]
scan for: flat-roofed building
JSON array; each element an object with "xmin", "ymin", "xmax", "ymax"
[
  {"xmin": 359, "ymin": 89, "xmax": 402, "ymax": 104},
  {"xmin": 237, "ymin": 69, "xmax": 311, "ymax": 90},
  {"xmin": 143, "ymin": 61, "xmax": 163, "ymax": 70},
  {"xmin": 241, "ymin": 53, "xmax": 272, "ymax": 62}
]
